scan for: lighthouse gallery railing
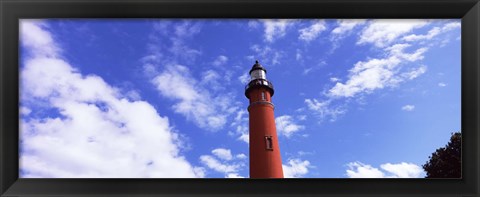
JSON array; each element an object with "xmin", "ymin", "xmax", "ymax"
[{"xmin": 245, "ymin": 79, "xmax": 274, "ymax": 90}]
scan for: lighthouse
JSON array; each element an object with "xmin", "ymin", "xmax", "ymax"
[{"xmin": 245, "ymin": 60, "xmax": 284, "ymax": 178}]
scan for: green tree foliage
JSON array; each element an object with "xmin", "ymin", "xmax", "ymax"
[{"xmin": 423, "ymin": 132, "xmax": 461, "ymax": 178}]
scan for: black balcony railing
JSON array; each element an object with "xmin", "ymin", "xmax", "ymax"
[
  {"xmin": 245, "ymin": 79, "xmax": 274, "ymax": 98},
  {"xmin": 245, "ymin": 79, "xmax": 274, "ymax": 90}
]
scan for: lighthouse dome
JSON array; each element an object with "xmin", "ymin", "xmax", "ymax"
[
  {"xmin": 245, "ymin": 60, "xmax": 274, "ymax": 98},
  {"xmin": 249, "ymin": 60, "xmax": 267, "ymax": 80},
  {"xmin": 249, "ymin": 60, "xmax": 267, "ymax": 75}
]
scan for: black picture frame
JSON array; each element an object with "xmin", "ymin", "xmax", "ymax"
[{"xmin": 1, "ymin": 0, "xmax": 479, "ymax": 196}]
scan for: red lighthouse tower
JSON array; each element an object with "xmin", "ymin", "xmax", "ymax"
[{"xmin": 245, "ymin": 60, "xmax": 284, "ymax": 178}]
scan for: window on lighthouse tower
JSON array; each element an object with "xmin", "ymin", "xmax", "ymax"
[{"xmin": 265, "ymin": 136, "xmax": 273, "ymax": 150}]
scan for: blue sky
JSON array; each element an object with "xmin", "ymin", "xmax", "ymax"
[{"xmin": 19, "ymin": 19, "xmax": 460, "ymax": 178}]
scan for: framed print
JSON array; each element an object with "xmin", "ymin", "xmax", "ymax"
[{"xmin": 1, "ymin": 0, "xmax": 479, "ymax": 196}]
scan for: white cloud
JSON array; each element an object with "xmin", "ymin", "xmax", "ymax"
[
  {"xmin": 266, "ymin": 50, "xmax": 282, "ymax": 65},
  {"xmin": 402, "ymin": 21, "xmax": 460, "ymax": 42},
  {"xmin": 245, "ymin": 55, "xmax": 255, "ymax": 61},
  {"xmin": 402, "ymin": 27, "xmax": 440, "ymax": 42},
  {"xmin": 200, "ymin": 70, "xmax": 224, "ymax": 91},
  {"xmin": 327, "ymin": 19, "xmax": 367, "ymax": 53},
  {"xmin": 297, "ymin": 115, "xmax": 307, "ymax": 121},
  {"xmin": 260, "ymin": 19, "xmax": 295, "ymax": 43},
  {"xmin": 250, "ymin": 44, "xmax": 283, "ymax": 66},
  {"xmin": 212, "ymin": 55, "xmax": 228, "ymax": 66},
  {"xmin": 302, "ymin": 60, "xmax": 326, "ymax": 75},
  {"xmin": 330, "ymin": 77, "xmax": 340, "ymax": 82},
  {"xmin": 199, "ymin": 155, "xmax": 239, "ymax": 174},
  {"xmin": 328, "ymin": 44, "xmax": 428, "ymax": 98},
  {"xmin": 331, "ymin": 19, "xmax": 367, "ymax": 36},
  {"xmin": 193, "ymin": 167, "xmax": 207, "ymax": 178},
  {"xmin": 402, "ymin": 105, "xmax": 415, "ymax": 111},
  {"xmin": 357, "ymin": 19, "xmax": 429, "ymax": 48},
  {"xmin": 173, "ymin": 21, "xmax": 202, "ymax": 37},
  {"xmin": 247, "ymin": 20, "xmax": 260, "ymax": 29},
  {"xmin": 306, "ymin": 20, "xmax": 457, "ymax": 124},
  {"xmin": 125, "ymin": 90, "xmax": 141, "ymax": 101},
  {"xmin": 151, "ymin": 65, "xmax": 230, "ymax": 131},
  {"xmin": 147, "ymin": 21, "xmax": 243, "ymax": 132},
  {"xmin": 212, "ymin": 148, "xmax": 233, "ymax": 161},
  {"xmin": 236, "ymin": 153, "xmax": 247, "ymax": 159},
  {"xmin": 20, "ymin": 20, "xmax": 59, "ymax": 57},
  {"xmin": 296, "ymin": 49, "xmax": 302, "ymax": 61},
  {"xmin": 140, "ymin": 54, "xmax": 161, "ymax": 63},
  {"xmin": 200, "ymin": 148, "xmax": 247, "ymax": 178},
  {"xmin": 442, "ymin": 21, "xmax": 461, "ymax": 31},
  {"xmin": 304, "ymin": 99, "xmax": 346, "ymax": 122},
  {"xmin": 438, "ymin": 82, "xmax": 447, "ymax": 87},
  {"xmin": 401, "ymin": 65, "xmax": 427, "ymax": 80},
  {"xmin": 149, "ymin": 20, "xmax": 203, "ymax": 64},
  {"xmin": 151, "ymin": 65, "xmax": 198, "ymax": 101},
  {"xmin": 239, "ymin": 133, "xmax": 249, "ymax": 144},
  {"xmin": 20, "ymin": 20, "xmax": 202, "ymax": 178},
  {"xmin": 346, "ymin": 162, "xmax": 385, "ymax": 178},
  {"xmin": 238, "ymin": 72, "xmax": 250, "ymax": 84},
  {"xmin": 20, "ymin": 106, "xmax": 32, "ymax": 115},
  {"xmin": 230, "ymin": 110, "xmax": 249, "ymax": 144},
  {"xmin": 380, "ymin": 162, "xmax": 424, "ymax": 178},
  {"xmin": 226, "ymin": 173, "xmax": 245, "ymax": 178},
  {"xmin": 386, "ymin": 44, "xmax": 427, "ymax": 62},
  {"xmin": 202, "ymin": 70, "xmax": 221, "ymax": 83},
  {"xmin": 346, "ymin": 161, "xmax": 424, "ymax": 178},
  {"xmin": 282, "ymin": 159, "xmax": 311, "ymax": 178},
  {"xmin": 275, "ymin": 115, "xmax": 305, "ymax": 138},
  {"xmin": 297, "ymin": 151, "xmax": 314, "ymax": 156},
  {"xmin": 299, "ymin": 20, "xmax": 326, "ymax": 42}
]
